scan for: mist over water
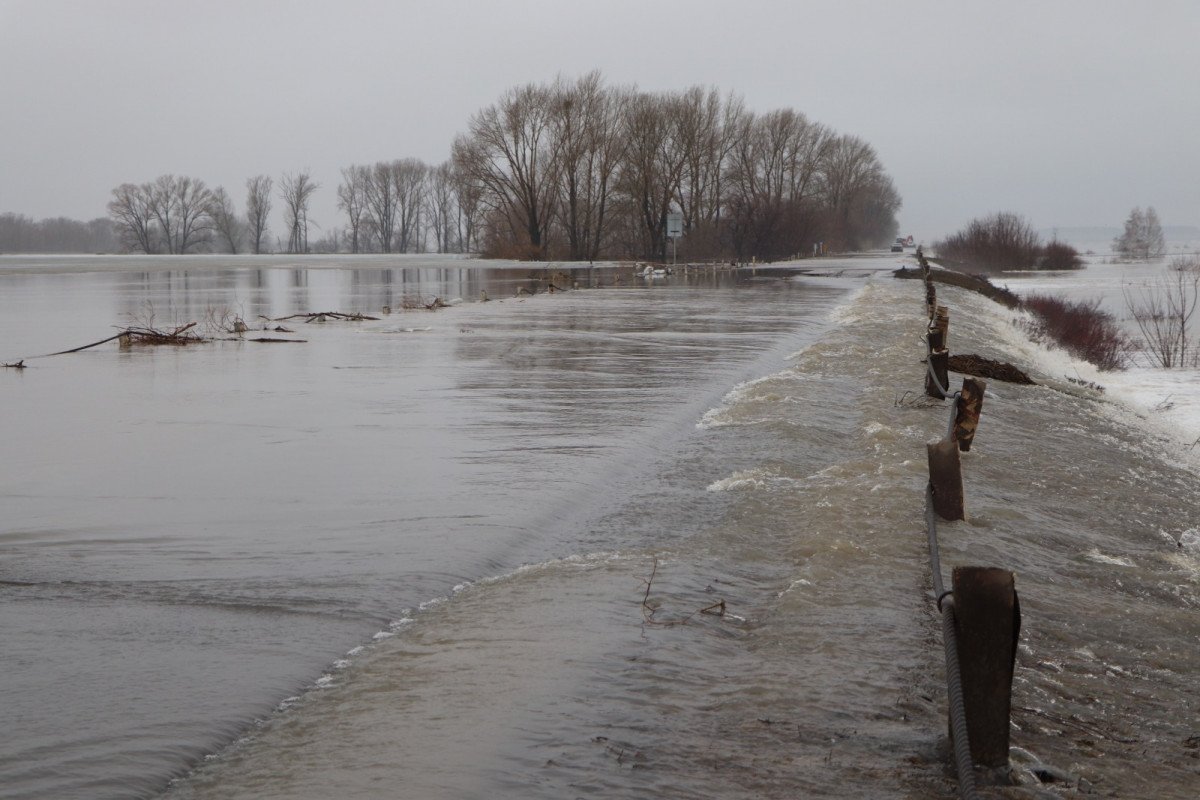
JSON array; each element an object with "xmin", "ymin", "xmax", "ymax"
[{"xmin": 2, "ymin": 255, "xmax": 1198, "ymax": 798}]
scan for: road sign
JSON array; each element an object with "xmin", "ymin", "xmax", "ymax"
[{"xmin": 666, "ymin": 212, "xmax": 683, "ymax": 239}]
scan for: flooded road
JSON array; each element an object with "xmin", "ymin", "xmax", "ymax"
[{"xmin": 2, "ymin": 255, "xmax": 1197, "ymax": 798}]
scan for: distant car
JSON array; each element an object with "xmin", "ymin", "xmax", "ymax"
[{"xmin": 891, "ymin": 244, "xmax": 904, "ymax": 252}]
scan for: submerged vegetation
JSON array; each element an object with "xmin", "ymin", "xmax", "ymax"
[
  {"xmin": 934, "ymin": 212, "xmax": 1083, "ymax": 272},
  {"xmin": 1022, "ymin": 294, "xmax": 1130, "ymax": 371}
]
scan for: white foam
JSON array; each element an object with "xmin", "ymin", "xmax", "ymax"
[
  {"xmin": 706, "ymin": 466, "xmax": 804, "ymax": 492},
  {"xmin": 1083, "ymin": 548, "xmax": 1136, "ymax": 567}
]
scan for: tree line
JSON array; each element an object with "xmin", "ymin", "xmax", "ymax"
[
  {"xmin": 0, "ymin": 213, "xmax": 116, "ymax": 253},
  {"xmin": 95, "ymin": 72, "xmax": 900, "ymax": 260}
]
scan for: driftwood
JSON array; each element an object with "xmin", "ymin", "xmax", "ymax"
[
  {"xmin": 3, "ymin": 360, "xmax": 25, "ymax": 369},
  {"xmin": 895, "ymin": 266, "xmax": 1020, "ymax": 309},
  {"xmin": 948, "ymin": 353, "xmax": 1035, "ymax": 385},
  {"xmin": 245, "ymin": 337, "xmax": 307, "ymax": 344},
  {"xmin": 122, "ymin": 322, "xmax": 204, "ymax": 345},
  {"xmin": 261, "ymin": 311, "xmax": 380, "ymax": 323},
  {"xmin": 640, "ymin": 557, "xmax": 727, "ymax": 628}
]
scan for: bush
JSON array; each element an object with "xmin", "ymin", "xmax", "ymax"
[
  {"xmin": 1023, "ymin": 294, "xmax": 1130, "ymax": 371},
  {"xmin": 1038, "ymin": 239, "xmax": 1084, "ymax": 270},
  {"xmin": 935, "ymin": 212, "xmax": 1042, "ymax": 272}
]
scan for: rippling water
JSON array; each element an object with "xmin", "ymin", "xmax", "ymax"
[{"xmin": 2, "ymin": 255, "xmax": 1198, "ymax": 799}]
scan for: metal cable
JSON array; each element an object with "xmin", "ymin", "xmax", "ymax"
[
  {"xmin": 926, "ymin": 484, "xmax": 981, "ymax": 800},
  {"xmin": 925, "ymin": 349, "xmax": 952, "ymax": 399}
]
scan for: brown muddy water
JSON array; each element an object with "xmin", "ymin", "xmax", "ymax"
[{"xmin": 1, "ymin": 255, "xmax": 1197, "ymax": 799}]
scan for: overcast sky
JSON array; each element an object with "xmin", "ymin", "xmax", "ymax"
[{"xmin": 2, "ymin": 0, "xmax": 1197, "ymax": 242}]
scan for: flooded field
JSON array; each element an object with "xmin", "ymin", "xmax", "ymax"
[{"xmin": 1, "ymin": 255, "xmax": 1197, "ymax": 798}]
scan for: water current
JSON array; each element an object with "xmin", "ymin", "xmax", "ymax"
[{"xmin": 1, "ymin": 254, "xmax": 1197, "ymax": 798}]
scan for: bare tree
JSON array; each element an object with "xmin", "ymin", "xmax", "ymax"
[
  {"xmin": 392, "ymin": 158, "xmax": 428, "ymax": 253},
  {"xmin": 674, "ymin": 86, "xmax": 745, "ymax": 241},
  {"xmin": 450, "ymin": 163, "xmax": 484, "ymax": 254},
  {"xmin": 425, "ymin": 161, "xmax": 459, "ymax": 253},
  {"xmin": 725, "ymin": 109, "xmax": 835, "ymax": 259},
  {"xmin": 246, "ymin": 175, "xmax": 273, "ymax": 254},
  {"xmin": 552, "ymin": 72, "xmax": 628, "ymax": 260},
  {"xmin": 616, "ymin": 90, "xmax": 690, "ymax": 260},
  {"xmin": 453, "ymin": 82, "xmax": 561, "ymax": 258},
  {"xmin": 1124, "ymin": 256, "xmax": 1200, "ymax": 367},
  {"xmin": 364, "ymin": 162, "xmax": 399, "ymax": 253},
  {"xmin": 107, "ymin": 182, "xmax": 159, "ymax": 253},
  {"xmin": 208, "ymin": 186, "xmax": 243, "ymax": 253},
  {"xmin": 337, "ymin": 165, "xmax": 370, "ymax": 253},
  {"xmin": 280, "ymin": 171, "xmax": 318, "ymax": 254}
]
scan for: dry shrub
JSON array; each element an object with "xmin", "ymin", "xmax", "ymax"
[
  {"xmin": 1039, "ymin": 240, "xmax": 1084, "ymax": 270},
  {"xmin": 1023, "ymin": 294, "xmax": 1130, "ymax": 371},
  {"xmin": 935, "ymin": 212, "xmax": 1041, "ymax": 271}
]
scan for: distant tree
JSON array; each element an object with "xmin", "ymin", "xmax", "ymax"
[
  {"xmin": 0, "ymin": 212, "xmax": 117, "ymax": 253},
  {"xmin": 245, "ymin": 175, "xmax": 273, "ymax": 254},
  {"xmin": 616, "ymin": 90, "xmax": 689, "ymax": 261},
  {"xmin": 107, "ymin": 175, "xmax": 213, "ymax": 254},
  {"xmin": 208, "ymin": 186, "xmax": 243, "ymax": 253},
  {"xmin": 148, "ymin": 175, "xmax": 214, "ymax": 254},
  {"xmin": 107, "ymin": 183, "xmax": 159, "ymax": 253},
  {"xmin": 1114, "ymin": 205, "xmax": 1166, "ymax": 260},
  {"xmin": 452, "ymin": 163, "xmax": 484, "ymax": 253},
  {"xmin": 364, "ymin": 162, "xmax": 400, "ymax": 253},
  {"xmin": 552, "ymin": 71, "xmax": 627, "ymax": 260},
  {"xmin": 337, "ymin": 165, "xmax": 370, "ymax": 253},
  {"xmin": 453, "ymin": 83, "xmax": 561, "ymax": 258},
  {"xmin": 426, "ymin": 160, "xmax": 458, "ymax": 253},
  {"xmin": 391, "ymin": 158, "xmax": 428, "ymax": 253},
  {"xmin": 280, "ymin": 171, "xmax": 318, "ymax": 254}
]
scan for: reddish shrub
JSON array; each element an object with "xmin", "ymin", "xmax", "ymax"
[
  {"xmin": 1039, "ymin": 240, "xmax": 1084, "ymax": 270},
  {"xmin": 1023, "ymin": 294, "xmax": 1130, "ymax": 371}
]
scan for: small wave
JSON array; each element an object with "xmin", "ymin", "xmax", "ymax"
[
  {"xmin": 776, "ymin": 578, "xmax": 813, "ymax": 598},
  {"xmin": 706, "ymin": 468, "xmax": 800, "ymax": 492},
  {"xmin": 1083, "ymin": 549, "xmax": 1136, "ymax": 567}
]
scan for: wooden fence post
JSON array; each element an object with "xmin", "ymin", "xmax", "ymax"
[
  {"xmin": 954, "ymin": 378, "xmax": 986, "ymax": 451},
  {"xmin": 951, "ymin": 566, "xmax": 1020, "ymax": 768},
  {"xmin": 926, "ymin": 438, "xmax": 965, "ymax": 520}
]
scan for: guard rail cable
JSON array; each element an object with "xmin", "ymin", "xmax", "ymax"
[
  {"xmin": 923, "ymin": 309, "xmax": 982, "ymax": 799},
  {"xmin": 927, "ymin": 484, "xmax": 982, "ymax": 800}
]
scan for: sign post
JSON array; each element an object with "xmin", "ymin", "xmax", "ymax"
[{"xmin": 666, "ymin": 212, "xmax": 683, "ymax": 267}]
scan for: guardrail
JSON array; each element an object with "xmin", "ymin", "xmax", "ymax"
[{"xmin": 916, "ymin": 249, "xmax": 1020, "ymax": 799}]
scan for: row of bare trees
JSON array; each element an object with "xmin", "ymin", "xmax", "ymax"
[
  {"xmin": 452, "ymin": 73, "xmax": 901, "ymax": 261},
  {"xmin": 103, "ymin": 73, "xmax": 900, "ymax": 260},
  {"xmin": 107, "ymin": 172, "xmax": 318, "ymax": 255}
]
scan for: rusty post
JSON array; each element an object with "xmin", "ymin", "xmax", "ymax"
[
  {"xmin": 926, "ymin": 438, "xmax": 965, "ymax": 520},
  {"xmin": 925, "ymin": 346, "xmax": 950, "ymax": 399},
  {"xmin": 953, "ymin": 378, "xmax": 986, "ymax": 452},
  {"xmin": 925, "ymin": 280, "xmax": 937, "ymax": 318},
  {"xmin": 951, "ymin": 566, "xmax": 1019, "ymax": 768}
]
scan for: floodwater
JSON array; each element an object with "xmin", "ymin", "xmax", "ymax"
[{"xmin": 1, "ymin": 254, "xmax": 1198, "ymax": 799}]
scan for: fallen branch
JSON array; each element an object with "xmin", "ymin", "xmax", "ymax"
[
  {"xmin": 640, "ymin": 557, "xmax": 727, "ymax": 628},
  {"xmin": 3, "ymin": 360, "xmax": 25, "ymax": 369},
  {"xmin": 262, "ymin": 311, "xmax": 380, "ymax": 323}
]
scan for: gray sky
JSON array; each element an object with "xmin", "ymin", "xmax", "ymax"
[{"xmin": 2, "ymin": 0, "xmax": 1198, "ymax": 242}]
